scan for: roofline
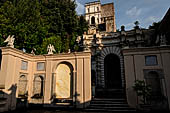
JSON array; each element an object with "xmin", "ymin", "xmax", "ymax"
[
  {"xmin": 101, "ymin": 2, "xmax": 114, "ymax": 6},
  {"xmin": 85, "ymin": 1, "xmax": 100, "ymax": 6},
  {"xmin": 159, "ymin": 8, "xmax": 170, "ymax": 30}
]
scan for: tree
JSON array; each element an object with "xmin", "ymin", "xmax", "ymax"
[
  {"xmin": 77, "ymin": 15, "xmax": 88, "ymax": 36},
  {"xmin": 0, "ymin": 0, "xmax": 88, "ymax": 54},
  {"xmin": 133, "ymin": 80, "xmax": 152, "ymax": 104},
  {"xmin": 0, "ymin": 0, "xmax": 45, "ymax": 53}
]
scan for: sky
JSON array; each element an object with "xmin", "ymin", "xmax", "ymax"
[{"xmin": 75, "ymin": 0, "xmax": 170, "ymax": 30}]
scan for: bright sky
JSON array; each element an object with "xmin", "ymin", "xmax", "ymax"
[{"xmin": 76, "ymin": 0, "xmax": 170, "ymax": 30}]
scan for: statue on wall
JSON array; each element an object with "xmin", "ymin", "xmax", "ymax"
[
  {"xmin": 160, "ymin": 34, "xmax": 167, "ymax": 46},
  {"xmin": 31, "ymin": 48, "xmax": 36, "ymax": 55},
  {"xmin": 47, "ymin": 44, "xmax": 55, "ymax": 54},
  {"xmin": 4, "ymin": 35, "xmax": 15, "ymax": 48}
]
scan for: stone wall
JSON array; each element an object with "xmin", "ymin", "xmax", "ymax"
[
  {"xmin": 123, "ymin": 46, "xmax": 170, "ymax": 110},
  {"xmin": 0, "ymin": 47, "xmax": 91, "ymax": 112}
]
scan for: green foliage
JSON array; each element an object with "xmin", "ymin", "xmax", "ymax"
[
  {"xmin": 41, "ymin": 36, "xmax": 62, "ymax": 54},
  {"xmin": 133, "ymin": 80, "xmax": 152, "ymax": 104},
  {"xmin": 0, "ymin": 0, "xmax": 88, "ymax": 54},
  {"xmin": 77, "ymin": 15, "xmax": 89, "ymax": 36}
]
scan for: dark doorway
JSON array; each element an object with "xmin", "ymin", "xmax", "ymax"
[
  {"xmin": 91, "ymin": 16, "xmax": 95, "ymax": 25},
  {"xmin": 146, "ymin": 71, "xmax": 162, "ymax": 97},
  {"xmin": 104, "ymin": 54, "xmax": 122, "ymax": 89}
]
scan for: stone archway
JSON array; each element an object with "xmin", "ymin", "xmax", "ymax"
[
  {"xmin": 33, "ymin": 76, "xmax": 44, "ymax": 97},
  {"xmin": 98, "ymin": 47, "xmax": 125, "ymax": 88},
  {"xmin": 55, "ymin": 62, "xmax": 73, "ymax": 99}
]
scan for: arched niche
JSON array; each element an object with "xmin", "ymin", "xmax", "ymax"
[
  {"xmin": 33, "ymin": 75, "xmax": 44, "ymax": 97},
  {"xmin": 55, "ymin": 62, "xmax": 73, "ymax": 99},
  {"xmin": 18, "ymin": 75, "xmax": 27, "ymax": 96},
  {"xmin": 146, "ymin": 71, "xmax": 162, "ymax": 96}
]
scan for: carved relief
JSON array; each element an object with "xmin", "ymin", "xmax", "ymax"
[{"xmin": 55, "ymin": 63, "xmax": 72, "ymax": 98}]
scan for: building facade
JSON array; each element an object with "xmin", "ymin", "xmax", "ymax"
[
  {"xmin": 0, "ymin": 1, "xmax": 170, "ymax": 112},
  {"xmin": 79, "ymin": 2, "xmax": 170, "ymax": 110},
  {"xmin": 0, "ymin": 47, "xmax": 91, "ymax": 112},
  {"xmin": 80, "ymin": 23, "xmax": 170, "ymax": 110},
  {"xmin": 123, "ymin": 47, "xmax": 170, "ymax": 109},
  {"xmin": 85, "ymin": 1, "xmax": 116, "ymax": 33}
]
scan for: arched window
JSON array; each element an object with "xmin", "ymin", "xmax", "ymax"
[
  {"xmin": 91, "ymin": 16, "xmax": 95, "ymax": 25},
  {"xmin": 18, "ymin": 75, "xmax": 27, "ymax": 96},
  {"xmin": 33, "ymin": 76, "xmax": 44, "ymax": 97}
]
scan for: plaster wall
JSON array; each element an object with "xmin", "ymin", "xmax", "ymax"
[{"xmin": 0, "ymin": 47, "xmax": 91, "ymax": 112}]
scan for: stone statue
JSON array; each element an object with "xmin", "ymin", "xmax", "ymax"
[
  {"xmin": 4, "ymin": 35, "xmax": 15, "ymax": 48},
  {"xmin": 68, "ymin": 49, "xmax": 71, "ymax": 53},
  {"xmin": 76, "ymin": 36, "xmax": 81, "ymax": 43},
  {"xmin": 47, "ymin": 44, "xmax": 55, "ymax": 54},
  {"xmin": 31, "ymin": 48, "xmax": 36, "ymax": 55},
  {"xmin": 160, "ymin": 34, "xmax": 167, "ymax": 46},
  {"xmin": 84, "ymin": 41, "xmax": 91, "ymax": 52}
]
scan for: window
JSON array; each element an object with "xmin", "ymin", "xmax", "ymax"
[
  {"xmin": 37, "ymin": 62, "xmax": 45, "ymax": 71},
  {"xmin": 91, "ymin": 16, "xmax": 95, "ymax": 25},
  {"xmin": 145, "ymin": 55, "xmax": 158, "ymax": 66},
  {"xmin": 97, "ymin": 7, "xmax": 99, "ymax": 12},
  {"xmin": 88, "ymin": 8, "xmax": 90, "ymax": 13},
  {"xmin": 21, "ymin": 61, "xmax": 28, "ymax": 70}
]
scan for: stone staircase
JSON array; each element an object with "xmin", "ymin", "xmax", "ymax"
[{"xmin": 85, "ymin": 89, "xmax": 136, "ymax": 112}]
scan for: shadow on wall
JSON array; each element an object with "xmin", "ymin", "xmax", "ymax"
[
  {"xmin": 45, "ymin": 91, "xmax": 89, "ymax": 108},
  {"xmin": 0, "ymin": 84, "xmax": 17, "ymax": 112}
]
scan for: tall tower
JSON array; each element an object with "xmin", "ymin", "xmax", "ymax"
[
  {"xmin": 101, "ymin": 3, "xmax": 116, "ymax": 32},
  {"xmin": 85, "ymin": 1, "xmax": 101, "ymax": 26},
  {"xmin": 85, "ymin": 1, "xmax": 116, "ymax": 32}
]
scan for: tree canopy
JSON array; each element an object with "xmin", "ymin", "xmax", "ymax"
[{"xmin": 0, "ymin": 0, "xmax": 88, "ymax": 54}]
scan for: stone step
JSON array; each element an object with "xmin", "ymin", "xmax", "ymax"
[
  {"xmin": 89, "ymin": 103, "xmax": 129, "ymax": 107},
  {"xmin": 95, "ymin": 90, "xmax": 126, "ymax": 98},
  {"xmin": 91, "ymin": 101, "xmax": 127, "ymax": 104},
  {"xmin": 85, "ymin": 97, "xmax": 136, "ymax": 112},
  {"xmin": 84, "ymin": 108, "xmax": 136, "ymax": 112},
  {"xmin": 93, "ymin": 98, "xmax": 126, "ymax": 101},
  {"xmin": 88, "ymin": 106, "xmax": 135, "ymax": 110}
]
